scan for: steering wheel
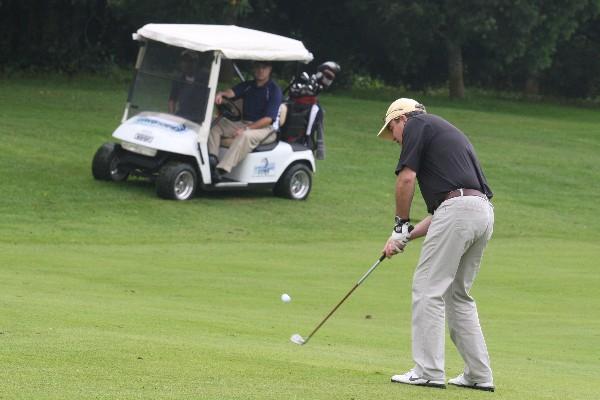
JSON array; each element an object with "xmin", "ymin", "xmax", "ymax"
[{"xmin": 216, "ymin": 97, "xmax": 242, "ymax": 121}]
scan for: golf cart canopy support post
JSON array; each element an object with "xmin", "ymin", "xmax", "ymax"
[
  {"xmin": 232, "ymin": 61, "xmax": 245, "ymax": 82},
  {"xmin": 122, "ymin": 42, "xmax": 148, "ymax": 123},
  {"xmin": 198, "ymin": 51, "xmax": 222, "ymax": 184}
]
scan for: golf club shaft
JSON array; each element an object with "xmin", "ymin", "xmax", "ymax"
[
  {"xmin": 357, "ymin": 253, "xmax": 387, "ymax": 285},
  {"xmin": 303, "ymin": 254, "xmax": 386, "ymax": 344}
]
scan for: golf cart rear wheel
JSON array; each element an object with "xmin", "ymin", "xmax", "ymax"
[
  {"xmin": 92, "ymin": 142, "xmax": 129, "ymax": 182},
  {"xmin": 156, "ymin": 162, "xmax": 197, "ymax": 200},
  {"xmin": 276, "ymin": 163, "xmax": 312, "ymax": 200}
]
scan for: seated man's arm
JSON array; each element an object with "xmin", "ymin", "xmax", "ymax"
[
  {"xmin": 233, "ymin": 116, "xmax": 273, "ymax": 137},
  {"xmin": 246, "ymin": 116, "xmax": 273, "ymax": 130},
  {"xmin": 168, "ymin": 80, "xmax": 180, "ymax": 113},
  {"xmin": 215, "ymin": 89, "xmax": 236, "ymax": 104}
]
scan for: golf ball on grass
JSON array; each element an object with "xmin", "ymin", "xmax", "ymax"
[{"xmin": 281, "ymin": 293, "xmax": 291, "ymax": 303}]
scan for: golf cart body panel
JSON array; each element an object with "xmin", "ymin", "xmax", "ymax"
[
  {"xmin": 219, "ymin": 142, "xmax": 315, "ymax": 184},
  {"xmin": 94, "ymin": 24, "xmax": 321, "ymax": 200},
  {"xmin": 113, "ymin": 111, "xmax": 204, "ymax": 161}
]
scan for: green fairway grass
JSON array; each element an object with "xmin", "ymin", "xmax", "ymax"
[{"xmin": 1, "ymin": 76, "xmax": 599, "ymax": 399}]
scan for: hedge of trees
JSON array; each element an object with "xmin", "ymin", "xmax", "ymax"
[{"xmin": 1, "ymin": 0, "xmax": 599, "ymax": 99}]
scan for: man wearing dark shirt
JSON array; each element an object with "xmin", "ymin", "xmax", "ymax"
[
  {"xmin": 169, "ymin": 51, "xmax": 207, "ymax": 123},
  {"xmin": 208, "ymin": 61, "xmax": 282, "ymax": 179},
  {"xmin": 377, "ymin": 98, "xmax": 495, "ymax": 392}
]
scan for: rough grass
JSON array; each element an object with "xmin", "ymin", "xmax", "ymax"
[{"xmin": 0, "ymin": 76, "xmax": 599, "ymax": 399}]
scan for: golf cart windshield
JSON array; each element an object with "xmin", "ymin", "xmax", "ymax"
[{"xmin": 127, "ymin": 41, "xmax": 212, "ymax": 124}]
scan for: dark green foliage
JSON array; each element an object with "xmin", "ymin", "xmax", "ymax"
[
  {"xmin": 540, "ymin": 14, "xmax": 600, "ymax": 98},
  {"xmin": 0, "ymin": 0, "xmax": 599, "ymax": 99},
  {"xmin": 0, "ymin": 0, "xmax": 120, "ymax": 72},
  {"xmin": 0, "ymin": 0, "xmax": 242, "ymax": 72}
]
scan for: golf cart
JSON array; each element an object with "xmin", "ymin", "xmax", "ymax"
[{"xmin": 92, "ymin": 24, "xmax": 332, "ymax": 201}]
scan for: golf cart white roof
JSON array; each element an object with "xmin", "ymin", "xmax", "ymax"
[{"xmin": 135, "ymin": 24, "xmax": 314, "ymax": 63}]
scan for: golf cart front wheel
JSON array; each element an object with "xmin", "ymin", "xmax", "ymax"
[
  {"xmin": 276, "ymin": 163, "xmax": 312, "ymax": 200},
  {"xmin": 92, "ymin": 142, "xmax": 129, "ymax": 182},
  {"xmin": 156, "ymin": 162, "xmax": 198, "ymax": 200}
]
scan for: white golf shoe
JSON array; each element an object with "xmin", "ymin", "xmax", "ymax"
[
  {"xmin": 448, "ymin": 373, "xmax": 495, "ymax": 392},
  {"xmin": 390, "ymin": 369, "xmax": 446, "ymax": 389}
]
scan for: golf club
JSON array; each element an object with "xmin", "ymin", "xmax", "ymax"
[{"xmin": 291, "ymin": 253, "xmax": 386, "ymax": 345}]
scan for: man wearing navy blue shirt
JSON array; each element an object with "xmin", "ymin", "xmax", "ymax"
[{"xmin": 208, "ymin": 61, "xmax": 282, "ymax": 179}]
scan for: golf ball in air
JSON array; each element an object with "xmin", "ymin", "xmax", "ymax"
[{"xmin": 281, "ymin": 293, "xmax": 291, "ymax": 303}]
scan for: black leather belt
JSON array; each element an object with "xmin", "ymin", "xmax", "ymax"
[{"xmin": 445, "ymin": 188, "xmax": 487, "ymax": 201}]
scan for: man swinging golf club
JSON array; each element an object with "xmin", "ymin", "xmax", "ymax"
[{"xmin": 378, "ymin": 98, "xmax": 495, "ymax": 391}]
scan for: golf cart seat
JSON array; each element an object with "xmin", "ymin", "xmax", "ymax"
[
  {"xmin": 251, "ymin": 103, "xmax": 288, "ymax": 152},
  {"xmin": 252, "ymin": 140, "xmax": 278, "ymax": 152},
  {"xmin": 252, "ymin": 139, "xmax": 310, "ymax": 153}
]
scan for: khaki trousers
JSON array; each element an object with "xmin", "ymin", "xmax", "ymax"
[
  {"xmin": 411, "ymin": 195, "xmax": 494, "ymax": 383},
  {"xmin": 208, "ymin": 118, "xmax": 275, "ymax": 173}
]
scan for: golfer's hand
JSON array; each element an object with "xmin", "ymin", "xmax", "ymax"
[
  {"xmin": 384, "ymin": 238, "xmax": 406, "ymax": 258},
  {"xmin": 215, "ymin": 92, "xmax": 224, "ymax": 105},
  {"xmin": 383, "ymin": 219, "xmax": 413, "ymax": 258}
]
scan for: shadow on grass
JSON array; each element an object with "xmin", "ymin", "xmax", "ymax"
[
  {"xmin": 105, "ymin": 177, "xmax": 283, "ymax": 201},
  {"xmin": 199, "ymin": 189, "xmax": 278, "ymax": 200}
]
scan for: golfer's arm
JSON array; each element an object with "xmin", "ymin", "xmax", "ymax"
[
  {"xmin": 395, "ymin": 167, "xmax": 416, "ymax": 220},
  {"xmin": 246, "ymin": 116, "xmax": 273, "ymax": 130},
  {"xmin": 168, "ymin": 99, "xmax": 176, "ymax": 113},
  {"xmin": 408, "ymin": 215, "xmax": 432, "ymax": 240}
]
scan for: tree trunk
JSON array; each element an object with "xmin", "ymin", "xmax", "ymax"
[
  {"xmin": 446, "ymin": 38, "xmax": 465, "ymax": 99},
  {"xmin": 219, "ymin": 1, "xmax": 239, "ymax": 84},
  {"xmin": 524, "ymin": 75, "xmax": 540, "ymax": 96}
]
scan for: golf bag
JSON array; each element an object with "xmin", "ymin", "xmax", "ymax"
[
  {"xmin": 279, "ymin": 101, "xmax": 322, "ymax": 145},
  {"xmin": 280, "ymin": 61, "xmax": 340, "ymax": 160}
]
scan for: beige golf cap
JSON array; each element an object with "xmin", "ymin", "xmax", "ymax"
[{"xmin": 377, "ymin": 98, "xmax": 426, "ymax": 140}]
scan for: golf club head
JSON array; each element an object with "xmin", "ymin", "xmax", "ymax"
[{"xmin": 290, "ymin": 333, "xmax": 306, "ymax": 345}]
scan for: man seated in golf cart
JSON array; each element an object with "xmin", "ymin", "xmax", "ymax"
[
  {"xmin": 168, "ymin": 50, "xmax": 209, "ymax": 123},
  {"xmin": 208, "ymin": 60, "xmax": 282, "ymax": 181}
]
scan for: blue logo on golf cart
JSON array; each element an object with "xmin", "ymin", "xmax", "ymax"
[
  {"xmin": 254, "ymin": 158, "xmax": 275, "ymax": 176},
  {"xmin": 135, "ymin": 117, "xmax": 187, "ymax": 133}
]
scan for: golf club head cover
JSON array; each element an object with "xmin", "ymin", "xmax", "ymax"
[
  {"xmin": 317, "ymin": 61, "xmax": 341, "ymax": 74},
  {"xmin": 316, "ymin": 61, "xmax": 341, "ymax": 89}
]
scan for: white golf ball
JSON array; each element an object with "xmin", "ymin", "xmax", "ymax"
[{"xmin": 281, "ymin": 293, "xmax": 291, "ymax": 303}]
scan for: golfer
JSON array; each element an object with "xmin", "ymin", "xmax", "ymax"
[{"xmin": 378, "ymin": 98, "xmax": 495, "ymax": 391}]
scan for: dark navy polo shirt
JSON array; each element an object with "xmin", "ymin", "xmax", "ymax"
[{"xmin": 232, "ymin": 79, "xmax": 282, "ymax": 122}]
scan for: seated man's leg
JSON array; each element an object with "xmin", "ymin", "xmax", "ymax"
[
  {"xmin": 208, "ymin": 119, "xmax": 244, "ymax": 156},
  {"xmin": 217, "ymin": 127, "xmax": 274, "ymax": 173}
]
